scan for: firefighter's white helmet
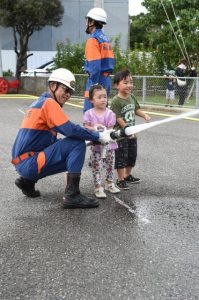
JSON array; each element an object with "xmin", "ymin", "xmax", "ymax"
[
  {"xmin": 48, "ymin": 68, "xmax": 75, "ymax": 91},
  {"xmin": 86, "ymin": 7, "xmax": 107, "ymax": 24}
]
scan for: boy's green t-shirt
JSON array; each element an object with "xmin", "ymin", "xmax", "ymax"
[{"xmin": 110, "ymin": 94, "xmax": 140, "ymax": 131}]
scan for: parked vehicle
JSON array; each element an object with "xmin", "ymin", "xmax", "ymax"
[{"xmin": 20, "ymin": 61, "xmax": 55, "ymax": 77}]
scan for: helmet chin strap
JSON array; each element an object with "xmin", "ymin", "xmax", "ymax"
[
  {"xmin": 50, "ymin": 83, "xmax": 63, "ymax": 107},
  {"xmin": 85, "ymin": 24, "xmax": 94, "ymax": 34}
]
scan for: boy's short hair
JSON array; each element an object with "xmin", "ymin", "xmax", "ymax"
[
  {"xmin": 89, "ymin": 84, "xmax": 105, "ymax": 99},
  {"xmin": 113, "ymin": 69, "xmax": 131, "ymax": 85}
]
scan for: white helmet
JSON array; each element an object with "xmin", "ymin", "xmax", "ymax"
[
  {"xmin": 48, "ymin": 68, "xmax": 75, "ymax": 91},
  {"xmin": 86, "ymin": 7, "xmax": 107, "ymax": 24}
]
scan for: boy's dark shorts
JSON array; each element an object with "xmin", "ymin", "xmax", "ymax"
[{"xmin": 115, "ymin": 138, "xmax": 137, "ymax": 169}]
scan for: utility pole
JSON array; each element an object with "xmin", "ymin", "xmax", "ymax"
[
  {"xmin": 0, "ymin": 26, "xmax": 3, "ymax": 76},
  {"xmin": 196, "ymin": 78, "xmax": 199, "ymax": 109},
  {"xmin": 94, "ymin": 0, "xmax": 104, "ymax": 8}
]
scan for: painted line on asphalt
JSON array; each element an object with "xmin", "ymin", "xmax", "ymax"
[
  {"xmin": 65, "ymin": 102, "xmax": 83, "ymax": 108},
  {"xmin": 139, "ymin": 217, "xmax": 152, "ymax": 224},
  {"xmin": 3, "ymin": 94, "xmax": 198, "ymax": 122},
  {"xmin": 64, "ymin": 102, "xmax": 199, "ymax": 122},
  {"xmin": 143, "ymin": 110, "xmax": 199, "ymax": 122},
  {"xmin": 0, "ymin": 94, "xmax": 37, "ymax": 99},
  {"xmin": 114, "ymin": 196, "xmax": 153, "ymax": 223},
  {"xmin": 18, "ymin": 108, "xmax": 25, "ymax": 114},
  {"xmin": 114, "ymin": 196, "xmax": 136, "ymax": 215}
]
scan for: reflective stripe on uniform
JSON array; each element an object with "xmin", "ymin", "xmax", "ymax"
[{"xmin": 11, "ymin": 151, "xmax": 35, "ymax": 165}]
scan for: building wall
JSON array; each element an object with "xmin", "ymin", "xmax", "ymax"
[{"xmin": 1, "ymin": 0, "xmax": 129, "ymax": 73}]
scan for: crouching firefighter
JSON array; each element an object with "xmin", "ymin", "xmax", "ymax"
[{"xmin": 11, "ymin": 68, "xmax": 113, "ymax": 209}]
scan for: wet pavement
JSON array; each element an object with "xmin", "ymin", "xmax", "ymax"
[{"xmin": 0, "ymin": 97, "xmax": 199, "ymax": 299}]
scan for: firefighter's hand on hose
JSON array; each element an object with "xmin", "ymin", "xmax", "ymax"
[{"xmin": 98, "ymin": 129, "xmax": 115, "ymax": 144}]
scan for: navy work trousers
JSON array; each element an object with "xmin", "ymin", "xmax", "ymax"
[{"xmin": 15, "ymin": 138, "xmax": 86, "ymax": 181}]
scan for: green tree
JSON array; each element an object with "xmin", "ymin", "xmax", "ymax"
[
  {"xmin": 112, "ymin": 36, "xmax": 130, "ymax": 73},
  {"xmin": 0, "ymin": 0, "xmax": 64, "ymax": 79},
  {"xmin": 112, "ymin": 36, "xmax": 160, "ymax": 75},
  {"xmin": 142, "ymin": 0, "xmax": 199, "ymax": 69},
  {"xmin": 129, "ymin": 14, "xmax": 151, "ymax": 50}
]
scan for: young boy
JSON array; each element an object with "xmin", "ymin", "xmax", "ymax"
[{"xmin": 110, "ymin": 69, "xmax": 151, "ymax": 190}]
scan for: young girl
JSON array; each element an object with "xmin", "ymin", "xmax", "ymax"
[{"xmin": 83, "ymin": 84, "xmax": 120, "ymax": 198}]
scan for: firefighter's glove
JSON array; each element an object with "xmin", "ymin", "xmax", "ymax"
[{"xmin": 98, "ymin": 129, "xmax": 115, "ymax": 145}]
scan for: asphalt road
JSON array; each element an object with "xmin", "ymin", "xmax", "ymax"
[{"xmin": 0, "ymin": 96, "xmax": 199, "ymax": 300}]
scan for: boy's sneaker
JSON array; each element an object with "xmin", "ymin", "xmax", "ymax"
[
  {"xmin": 94, "ymin": 187, "xmax": 107, "ymax": 199},
  {"xmin": 105, "ymin": 182, "xmax": 120, "ymax": 194},
  {"xmin": 116, "ymin": 180, "xmax": 129, "ymax": 190},
  {"xmin": 124, "ymin": 175, "xmax": 140, "ymax": 184}
]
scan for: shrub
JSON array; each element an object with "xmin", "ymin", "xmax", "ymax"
[
  {"xmin": 3, "ymin": 69, "xmax": 14, "ymax": 77},
  {"xmin": 54, "ymin": 41, "xmax": 85, "ymax": 74}
]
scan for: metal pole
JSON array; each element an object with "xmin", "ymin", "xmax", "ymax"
[
  {"xmin": 94, "ymin": 0, "xmax": 104, "ymax": 8},
  {"xmin": 0, "ymin": 26, "xmax": 3, "ymax": 76},
  {"xmin": 142, "ymin": 76, "xmax": 146, "ymax": 104},
  {"xmin": 195, "ymin": 77, "xmax": 199, "ymax": 109}
]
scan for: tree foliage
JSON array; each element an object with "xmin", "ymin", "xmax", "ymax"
[
  {"xmin": 0, "ymin": 0, "xmax": 64, "ymax": 79},
  {"xmin": 54, "ymin": 41, "xmax": 85, "ymax": 74},
  {"xmin": 53, "ymin": 36, "xmax": 161, "ymax": 77},
  {"xmin": 129, "ymin": 14, "xmax": 151, "ymax": 50},
  {"xmin": 112, "ymin": 36, "xmax": 159, "ymax": 75},
  {"xmin": 130, "ymin": 0, "xmax": 199, "ymax": 71}
]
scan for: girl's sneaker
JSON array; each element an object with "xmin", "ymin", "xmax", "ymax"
[
  {"xmin": 105, "ymin": 182, "xmax": 120, "ymax": 194},
  {"xmin": 94, "ymin": 187, "xmax": 107, "ymax": 198},
  {"xmin": 116, "ymin": 180, "xmax": 129, "ymax": 190}
]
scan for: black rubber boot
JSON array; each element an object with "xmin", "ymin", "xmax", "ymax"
[
  {"xmin": 63, "ymin": 174, "xmax": 99, "ymax": 209},
  {"xmin": 15, "ymin": 177, "xmax": 40, "ymax": 198}
]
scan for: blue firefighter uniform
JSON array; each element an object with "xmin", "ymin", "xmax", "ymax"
[
  {"xmin": 83, "ymin": 29, "xmax": 115, "ymax": 112},
  {"xmin": 12, "ymin": 92, "xmax": 99, "ymax": 181}
]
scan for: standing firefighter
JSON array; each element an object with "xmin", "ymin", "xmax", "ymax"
[
  {"xmin": 11, "ymin": 68, "xmax": 113, "ymax": 209},
  {"xmin": 83, "ymin": 7, "xmax": 115, "ymax": 112}
]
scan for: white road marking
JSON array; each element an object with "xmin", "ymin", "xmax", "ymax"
[
  {"xmin": 17, "ymin": 108, "xmax": 25, "ymax": 114},
  {"xmin": 114, "ymin": 196, "xmax": 136, "ymax": 215},
  {"xmin": 139, "ymin": 217, "xmax": 151, "ymax": 224}
]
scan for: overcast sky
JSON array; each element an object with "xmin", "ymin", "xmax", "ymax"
[{"xmin": 129, "ymin": 0, "xmax": 147, "ymax": 16}]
